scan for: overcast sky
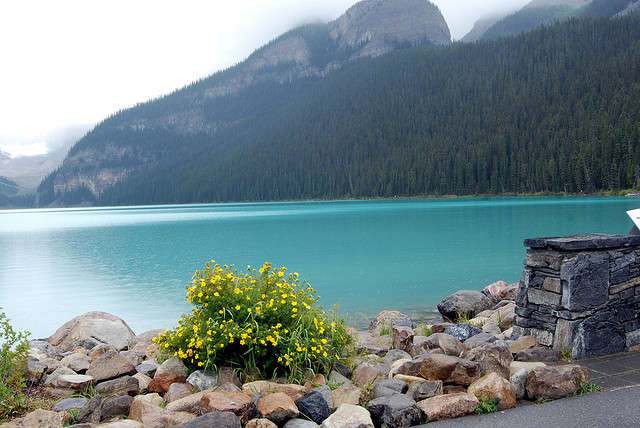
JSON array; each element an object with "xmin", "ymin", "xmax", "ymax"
[{"xmin": 0, "ymin": 0, "xmax": 529, "ymax": 157}]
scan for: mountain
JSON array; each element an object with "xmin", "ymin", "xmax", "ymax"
[
  {"xmin": 461, "ymin": 14, "xmax": 507, "ymax": 43},
  {"xmin": 0, "ymin": 176, "xmax": 18, "ymax": 196},
  {"xmin": 617, "ymin": 1, "xmax": 640, "ymax": 17},
  {"xmin": 38, "ymin": 0, "xmax": 451, "ymax": 206},
  {"xmin": 38, "ymin": 5, "xmax": 640, "ymax": 206},
  {"xmin": 478, "ymin": 0, "xmax": 589, "ymax": 41},
  {"xmin": 581, "ymin": 0, "xmax": 639, "ymax": 17}
]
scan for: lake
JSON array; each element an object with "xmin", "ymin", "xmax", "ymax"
[{"xmin": 1, "ymin": 197, "xmax": 638, "ymax": 338}]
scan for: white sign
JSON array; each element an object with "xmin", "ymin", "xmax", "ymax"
[{"xmin": 627, "ymin": 209, "xmax": 640, "ymax": 230}]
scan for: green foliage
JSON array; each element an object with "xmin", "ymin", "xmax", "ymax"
[
  {"xmin": 64, "ymin": 409, "xmax": 79, "ymax": 427},
  {"xmin": 577, "ymin": 381, "xmax": 602, "ymax": 395},
  {"xmin": 456, "ymin": 312, "xmax": 471, "ymax": 324},
  {"xmin": 560, "ymin": 348, "xmax": 573, "ymax": 362},
  {"xmin": 482, "ymin": 5, "xmax": 575, "ymax": 41},
  {"xmin": 154, "ymin": 261, "xmax": 353, "ymax": 383},
  {"xmin": 0, "ymin": 309, "xmax": 30, "ymax": 422},
  {"xmin": 378, "ymin": 323, "xmax": 392, "ymax": 337},
  {"xmin": 416, "ymin": 323, "xmax": 433, "ymax": 337},
  {"xmin": 475, "ymin": 398, "xmax": 499, "ymax": 414}
]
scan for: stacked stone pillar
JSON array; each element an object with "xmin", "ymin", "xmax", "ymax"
[{"xmin": 514, "ymin": 234, "xmax": 640, "ymax": 359}]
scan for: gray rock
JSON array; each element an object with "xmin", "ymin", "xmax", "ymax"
[
  {"xmin": 561, "ymin": 253, "xmax": 609, "ymax": 311},
  {"xmin": 327, "ymin": 370, "xmax": 351, "ymax": 388},
  {"xmin": 186, "ymin": 369, "xmax": 218, "ymax": 391},
  {"xmin": 295, "ymin": 390, "xmax": 330, "ymax": 424},
  {"xmin": 366, "ymin": 394, "xmax": 422, "ymax": 427},
  {"xmin": 284, "ymin": 419, "xmax": 319, "ymax": 428},
  {"xmin": 437, "ymin": 290, "xmax": 494, "ymax": 321},
  {"xmin": 175, "ymin": 411, "xmax": 242, "ymax": 428},
  {"xmin": 95, "ymin": 375, "xmax": 139, "ymax": 396},
  {"xmin": 135, "ymin": 360, "xmax": 158, "ymax": 377},
  {"xmin": 464, "ymin": 333, "xmax": 497, "ymax": 349},
  {"xmin": 384, "ymin": 349, "xmax": 412, "ymax": 366},
  {"xmin": 392, "ymin": 326, "xmax": 414, "ymax": 353},
  {"xmin": 86, "ymin": 349, "xmax": 136, "ymax": 382},
  {"xmin": 444, "ymin": 324, "xmax": 482, "ymax": 342},
  {"xmin": 369, "ymin": 311, "xmax": 412, "ymax": 333},
  {"xmin": 100, "ymin": 395, "xmax": 133, "ymax": 421},
  {"xmin": 60, "ymin": 353, "xmax": 90, "ymax": 373},
  {"xmin": 462, "ymin": 343, "xmax": 513, "ymax": 379},
  {"xmin": 406, "ymin": 380, "xmax": 443, "ymax": 401},
  {"xmin": 423, "ymin": 333, "xmax": 465, "ymax": 356},
  {"xmin": 372, "ymin": 379, "xmax": 405, "ymax": 398},
  {"xmin": 572, "ymin": 311, "xmax": 626, "ymax": 358},
  {"xmin": 312, "ymin": 385, "xmax": 333, "ymax": 409},
  {"xmin": 48, "ymin": 312, "xmax": 136, "ymax": 352},
  {"xmin": 53, "ymin": 397, "xmax": 88, "ymax": 412},
  {"xmin": 321, "ymin": 404, "xmax": 374, "ymax": 428},
  {"xmin": 44, "ymin": 367, "xmax": 77, "ymax": 387},
  {"xmin": 515, "ymin": 346, "xmax": 559, "ymax": 362},
  {"xmin": 510, "ymin": 368, "xmax": 528, "ymax": 400},
  {"xmin": 332, "ymin": 362, "xmax": 352, "ymax": 379},
  {"xmin": 27, "ymin": 358, "xmax": 48, "ymax": 384}
]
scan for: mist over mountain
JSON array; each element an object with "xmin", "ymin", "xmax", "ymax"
[{"xmin": 24, "ymin": 0, "xmax": 640, "ymax": 207}]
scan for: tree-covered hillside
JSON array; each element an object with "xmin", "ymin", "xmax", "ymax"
[{"xmin": 39, "ymin": 12, "xmax": 640, "ymax": 206}]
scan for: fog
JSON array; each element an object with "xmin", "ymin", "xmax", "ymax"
[{"xmin": 0, "ymin": 0, "xmax": 530, "ymax": 156}]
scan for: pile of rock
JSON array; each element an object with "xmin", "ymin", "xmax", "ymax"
[{"xmin": 4, "ymin": 294, "xmax": 594, "ymax": 428}]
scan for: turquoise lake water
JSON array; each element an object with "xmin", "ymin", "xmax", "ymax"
[{"xmin": 1, "ymin": 197, "xmax": 639, "ymax": 338}]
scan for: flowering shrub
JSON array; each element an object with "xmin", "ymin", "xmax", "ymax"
[
  {"xmin": 154, "ymin": 261, "xmax": 353, "ymax": 382},
  {"xmin": 0, "ymin": 309, "xmax": 29, "ymax": 422}
]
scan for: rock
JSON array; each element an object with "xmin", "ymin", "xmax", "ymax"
[
  {"xmin": 120, "ymin": 345, "xmax": 147, "ymax": 367},
  {"xmin": 96, "ymin": 375, "xmax": 139, "ymax": 396},
  {"xmin": 243, "ymin": 381, "xmax": 307, "ymax": 401},
  {"xmin": 295, "ymin": 390, "xmax": 330, "ymax": 424},
  {"xmin": 366, "ymin": 394, "xmax": 422, "ymax": 428},
  {"xmin": 369, "ymin": 311, "xmax": 412, "ymax": 334},
  {"xmin": 331, "ymin": 384, "xmax": 361, "ymax": 408},
  {"xmin": 462, "ymin": 343, "xmax": 513, "ymax": 379},
  {"xmin": 467, "ymin": 372, "xmax": 516, "ymax": 410},
  {"xmin": 165, "ymin": 382, "xmax": 195, "ymax": 403},
  {"xmin": 100, "ymin": 395, "xmax": 134, "ymax": 421},
  {"xmin": 417, "ymin": 354, "xmax": 481, "ymax": 386},
  {"xmin": 55, "ymin": 374, "xmax": 94, "ymax": 390},
  {"xmin": 332, "ymin": 362, "xmax": 352, "ymax": 379},
  {"xmin": 312, "ymin": 385, "xmax": 333, "ymax": 409},
  {"xmin": 372, "ymin": 379, "xmax": 405, "ymax": 399},
  {"xmin": 26, "ymin": 357, "xmax": 48, "ymax": 384},
  {"xmin": 392, "ymin": 326, "xmax": 414, "ymax": 352},
  {"xmin": 388, "ymin": 358, "xmax": 413, "ymax": 378},
  {"xmin": 490, "ymin": 302, "xmax": 516, "ymax": 331},
  {"xmin": 48, "ymin": 312, "xmax": 136, "ymax": 352},
  {"xmin": 327, "ymin": 370, "xmax": 352, "ymax": 388},
  {"xmin": 321, "ymin": 404, "xmax": 374, "ymax": 428},
  {"xmin": 97, "ymin": 421, "xmax": 143, "ymax": 428},
  {"xmin": 201, "ymin": 391, "xmax": 255, "ymax": 422},
  {"xmin": 174, "ymin": 411, "xmax": 241, "ymax": 428},
  {"xmin": 148, "ymin": 358, "xmax": 188, "ymax": 393},
  {"xmin": 437, "ymin": 291, "xmax": 494, "ymax": 321},
  {"xmin": 1, "ymin": 409, "xmax": 64, "ymax": 427},
  {"xmin": 444, "ymin": 324, "xmax": 482, "ymax": 342},
  {"xmin": 86, "ymin": 349, "xmax": 136, "ymax": 382},
  {"xmin": 464, "ymin": 333, "xmax": 497, "ymax": 349},
  {"xmin": 355, "ymin": 331, "xmax": 392, "ymax": 356},
  {"xmin": 284, "ymin": 419, "xmax": 319, "ymax": 428},
  {"xmin": 515, "ymin": 346, "xmax": 559, "ymax": 362},
  {"xmin": 136, "ymin": 360, "xmax": 159, "ymax": 377},
  {"xmin": 257, "ymin": 392, "xmax": 299, "ymax": 425},
  {"xmin": 218, "ymin": 366, "xmax": 242, "ymax": 388},
  {"xmin": 133, "ymin": 373, "xmax": 152, "ymax": 393},
  {"xmin": 53, "ymin": 396, "xmax": 88, "ymax": 412},
  {"xmin": 246, "ymin": 418, "xmax": 278, "ymax": 428},
  {"xmin": 352, "ymin": 362, "xmax": 386, "ymax": 387},
  {"xmin": 384, "ymin": 349, "xmax": 412, "ymax": 366},
  {"xmin": 422, "ymin": 333, "xmax": 464, "ymax": 356},
  {"xmin": 442, "ymin": 385, "xmax": 467, "ymax": 394},
  {"xmin": 186, "ymin": 370, "xmax": 218, "ymax": 391},
  {"xmin": 510, "ymin": 368, "xmax": 528, "ymax": 399},
  {"xmin": 129, "ymin": 393, "xmax": 164, "ymax": 421},
  {"xmin": 89, "ymin": 344, "xmax": 116, "ymax": 361},
  {"xmin": 406, "ymin": 380, "xmax": 443, "ymax": 401},
  {"xmin": 508, "ymin": 335, "xmax": 537, "ymax": 354},
  {"xmin": 526, "ymin": 365, "xmax": 590, "ymax": 400},
  {"xmin": 141, "ymin": 410, "xmax": 197, "ymax": 427},
  {"xmin": 416, "ymin": 392, "xmax": 479, "ymax": 422},
  {"xmin": 60, "ymin": 352, "xmax": 91, "ymax": 373},
  {"xmin": 165, "ymin": 391, "xmax": 209, "ymax": 413},
  {"xmin": 217, "ymin": 382, "xmax": 242, "ymax": 393},
  {"xmin": 509, "ymin": 361, "xmax": 546, "ymax": 377},
  {"xmin": 482, "ymin": 281, "xmax": 517, "ymax": 302},
  {"xmin": 45, "ymin": 367, "xmax": 77, "ymax": 387},
  {"xmin": 77, "ymin": 395, "xmax": 104, "ymax": 423}
]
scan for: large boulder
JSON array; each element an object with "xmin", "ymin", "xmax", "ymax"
[
  {"xmin": 95, "ymin": 375, "xmax": 139, "ymax": 396},
  {"xmin": 0, "ymin": 409, "xmax": 63, "ymax": 428},
  {"xmin": 482, "ymin": 281, "xmax": 518, "ymax": 302},
  {"xmin": 372, "ymin": 379, "xmax": 406, "ymax": 398},
  {"xmin": 392, "ymin": 326, "xmax": 414, "ymax": 352},
  {"xmin": 462, "ymin": 343, "xmax": 513, "ymax": 379},
  {"xmin": 148, "ymin": 358, "xmax": 188, "ymax": 393},
  {"xmin": 444, "ymin": 324, "xmax": 482, "ymax": 342},
  {"xmin": 242, "ymin": 381, "xmax": 307, "ymax": 401},
  {"xmin": 175, "ymin": 411, "xmax": 242, "ymax": 428},
  {"xmin": 406, "ymin": 380, "xmax": 443, "ymax": 401},
  {"xmin": 48, "ymin": 312, "xmax": 136, "ymax": 352},
  {"xmin": 331, "ymin": 384, "xmax": 362, "ymax": 408},
  {"xmin": 128, "ymin": 393, "xmax": 164, "ymax": 421},
  {"xmin": 526, "ymin": 365, "xmax": 590, "ymax": 400},
  {"xmin": 412, "ymin": 354, "xmax": 481, "ymax": 386},
  {"xmin": 355, "ymin": 331, "xmax": 392, "ymax": 356},
  {"xmin": 295, "ymin": 390, "xmax": 330, "ymax": 424},
  {"xmin": 186, "ymin": 370, "xmax": 218, "ymax": 391},
  {"xmin": 416, "ymin": 392, "xmax": 479, "ymax": 422},
  {"xmin": 437, "ymin": 291, "xmax": 494, "ymax": 321},
  {"xmin": 59, "ymin": 352, "xmax": 90, "ymax": 373},
  {"xmin": 421, "ymin": 333, "xmax": 464, "ymax": 356},
  {"xmin": 365, "ymin": 394, "xmax": 422, "ymax": 428},
  {"xmin": 165, "ymin": 382, "xmax": 195, "ymax": 403},
  {"xmin": 467, "ymin": 372, "xmax": 516, "ymax": 410},
  {"xmin": 321, "ymin": 404, "xmax": 374, "ymax": 428}
]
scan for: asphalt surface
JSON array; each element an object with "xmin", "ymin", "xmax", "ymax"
[{"xmin": 421, "ymin": 385, "xmax": 640, "ymax": 428}]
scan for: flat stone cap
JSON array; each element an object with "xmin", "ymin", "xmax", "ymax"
[{"xmin": 524, "ymin": 234, "xmax": 640, "ymax": 251}]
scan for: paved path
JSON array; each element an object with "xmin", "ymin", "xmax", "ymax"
[
  {"xmin": 425, "ymin": 385, "xmax": 640, "ymax": 427},
  {"xmin": 421, "ymin": 351, "xmax": 640, "ymax": 427}
]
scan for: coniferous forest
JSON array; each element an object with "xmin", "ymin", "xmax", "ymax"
[{"xmin": 38, "ymin": 13, "xmax": 640, "ymax": 206}]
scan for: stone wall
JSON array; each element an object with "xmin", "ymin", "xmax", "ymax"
[{"xmin": 514, "ymin": 234, "xmax": 640, "ymax": 359}]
